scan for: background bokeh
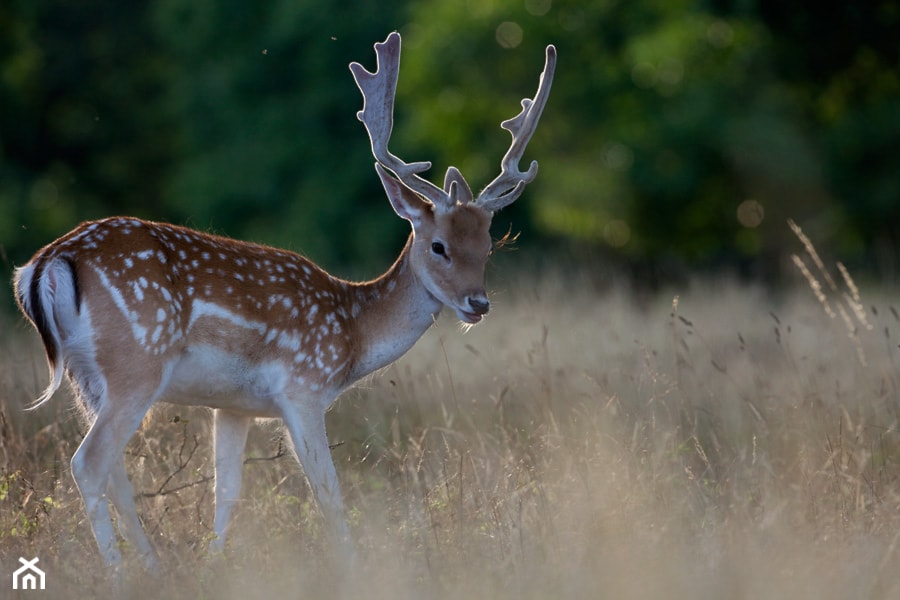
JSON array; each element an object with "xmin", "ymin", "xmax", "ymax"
[{"xmin": 1, "ymin": 0, "xmax": 898, "ymax": 308}]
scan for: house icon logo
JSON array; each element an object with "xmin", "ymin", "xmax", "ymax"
[{"xmin": 12, "ymin": 557, "xmax": 45, "ymax": 590}]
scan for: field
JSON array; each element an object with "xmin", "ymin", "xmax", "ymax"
[{"xmin": 1, "ymin": 260, "xmax": 900, "ymax": 599}]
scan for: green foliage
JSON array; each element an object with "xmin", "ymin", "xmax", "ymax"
[
  {"xmin": 0, "ymin": 0, "xmax": 406, "ymax": 279},
  {"xmin": 399, "ymin": 0, "xmax": 899, "ymax": 272},
  {"xmin": 1, "ymin": 0, "xmax": 173, "ymax": 256},
  {"xmin": 150, "ymin": 0, "xmax": 406, "ymax": 269},
  {"xmin": 0, "ymin": 0, "xmax": 897, "ymax": 292}
]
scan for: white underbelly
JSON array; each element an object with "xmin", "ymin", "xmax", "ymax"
[{"xmin": 160, "ymin": 345, "xmax": 287, "ymax": 417}]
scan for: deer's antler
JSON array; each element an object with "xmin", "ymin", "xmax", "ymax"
[
  {"xmin": 351, "ymin": 33, "xmax": 555, "ymax": 213},
  {"xmin": 476, "ymin": 44, "xmax": 556, "ymax": 212},
  {"xmin": 350, "ymin": 33, "xmax": 455, "ymax": 210}
]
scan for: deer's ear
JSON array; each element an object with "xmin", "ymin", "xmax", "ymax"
[{"xmin": 375, "ymin": 164, "xmax": 433, "ymax": 225}]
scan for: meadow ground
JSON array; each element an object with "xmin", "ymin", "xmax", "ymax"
[{"xmin": 1, "ymin": 261, "xmax": 900, "ymax": 599}]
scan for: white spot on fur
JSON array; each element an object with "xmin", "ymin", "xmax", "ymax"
[
  {"xmin": 92, "ymin": 266, "xmax": 148, "ymax": 345},
  {"xmin": 277, "ymin": 331, "xmax": 302, "ymax": 352},
  {"xmin": 188, "ymin": 299, "xmax": 266, "ymax": 335}
]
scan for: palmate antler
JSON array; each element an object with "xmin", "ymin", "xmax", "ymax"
[{"xmin": 349, "ymin": 32, "xmax": 556, "ymax": 213}]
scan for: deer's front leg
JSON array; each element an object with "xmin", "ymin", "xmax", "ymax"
[
  {"xmin": 279, "ymin": 400, "xmax": 353, "ymax": 556},
  {"xmin": 209, "ymin": 409, "xmax": 252, "ymax": 553}
]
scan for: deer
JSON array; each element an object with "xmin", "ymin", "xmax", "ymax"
[{"xmin": 13, "ymin": 32, "xmax": 556, "ymax": 570}]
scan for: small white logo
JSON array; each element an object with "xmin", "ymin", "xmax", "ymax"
[{"xmin": 12, "ymin": 557, "xmax": 45, "ymax": 590}]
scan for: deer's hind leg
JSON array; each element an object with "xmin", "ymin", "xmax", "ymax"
[
  {"xmin": 68, "ymin": 357, "xmax": 165, "ymax": 570},
  {"xmin": 106, "ymin": 457, "xmax": 157, "ymax": 568},
  {"xmin": 71, "ymin": 399, "xmax": 154, "ymax": 568}
]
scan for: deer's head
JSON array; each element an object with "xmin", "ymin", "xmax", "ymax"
[{"xmin": 350, "ymin": 33, "xmax": 556, "ymax": 323}]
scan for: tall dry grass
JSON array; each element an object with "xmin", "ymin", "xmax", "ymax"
[{"xmin": 1, "ymin": 262, "xmax": 900, "ymax": 598}]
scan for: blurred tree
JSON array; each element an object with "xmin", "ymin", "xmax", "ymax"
[
  {"xmin": 0, "ymin": 0, "xmax": 173, "ymax": 263},
  {"xmin": 398, "ymin": 0, "xmax": 841, "ymax": 278},
  {"xmin": 398, "ymin": 0, "xmax": 900, "ymax": 279},
  {"xmin": 0, "ymin": 0, "xmax": 407, "ymax": 277},
  {"xmin": 755, "ymin": 0, "xmax": 900, "ymax": 271},
  {"xmin": 151, "ymin": 0, "xmax": 406, "ymax": 272}
]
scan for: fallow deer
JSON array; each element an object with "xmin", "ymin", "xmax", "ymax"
[{"xmin": 13, "ymin": 32, "xmax": 555, "ymax": 569}]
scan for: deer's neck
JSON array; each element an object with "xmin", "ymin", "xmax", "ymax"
[{"xmin": 345, "ymin": 233, "xmax": 441, "ymax": 382}]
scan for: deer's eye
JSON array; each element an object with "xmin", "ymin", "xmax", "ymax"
[{"xmin": 431, "ymin": 241, "xmax": 446, "ymax": 256}]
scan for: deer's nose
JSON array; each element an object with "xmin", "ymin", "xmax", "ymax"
[{"xmin": 467, "ymin": 296, "xmax": 490, "ymax": 315}]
